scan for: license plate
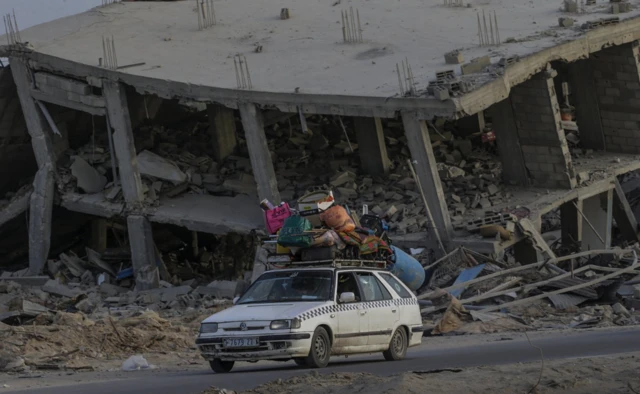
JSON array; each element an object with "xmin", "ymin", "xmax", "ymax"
[{"xmin": 223, "ymin": 338, "xmax": 259, "ymax": 348}]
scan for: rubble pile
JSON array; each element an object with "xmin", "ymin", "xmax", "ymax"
[
  {"xmin": 265, "ymin": 115, "xmax": 504, "ymax": 236},
  {"xmin": 0, "ymin": 274, "xmax": 234, "ymax": 372},
  {"xmin": 57, "ymin": 123, "xmax": 258, "ymax": 205},
  {"xmin": 420, "ymin": 246, "xmax": 640, "ymax": 335}
]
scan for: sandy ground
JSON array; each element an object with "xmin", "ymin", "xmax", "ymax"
[
  {"xmin": 5, "ymin": 0, "xmax": 640, "ymax": 96},
  {"xmin": 223, "ymin": 352, "xmax": 640, "ymax": 394}
]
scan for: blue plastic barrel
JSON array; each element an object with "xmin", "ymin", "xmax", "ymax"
[{"xmin": 387, "ymin": 245, "xmax": 425, "ymax": 291}]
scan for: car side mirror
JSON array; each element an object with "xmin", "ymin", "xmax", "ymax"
[
  {"xmin": 233, "ymin": 296, "xmax": 239, "ymax": 305},
  {"xmin": 339, "ymin": 292, "xmax": 356, "ymax": 303}
]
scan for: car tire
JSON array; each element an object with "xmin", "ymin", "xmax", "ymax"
[
  {"xmin": 209, "ymin": 359, "xmax": 234, "ymax": 373},
  {"xmin": 293, "ymin": 358, "xmax": 307, "ymax": 366},
  {"xmin": 383, "ymin": 327, "xmax": 407, "ymax": 361},
  {"xmin": 304, "ymin": 327, "xmax": 331, "ymax": 368}
]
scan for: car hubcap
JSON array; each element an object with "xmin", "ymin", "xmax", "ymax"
[
  {"xmin": 393, "ymin": 332, "xmax": 403, "ymax": 354},
  {"xmin": 315, "ymin": 337, "xmax": 327, "ymax": 359}
]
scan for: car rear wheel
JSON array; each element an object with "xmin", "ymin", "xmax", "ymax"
[
  {"xmin": 304, "ymin": 327, "xmax": 331, "ymax": 368},
  {"xmin": 383, "ymin": 328, "xmax": 407, "ymax": 361},
  {"xmin": 209, "ymin": 359, "xmax": 234, "ymax": 373}
]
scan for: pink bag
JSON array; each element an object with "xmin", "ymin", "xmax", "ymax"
[{"xmin": 265, "ymin": 203, "xmax": 292, "ymax": 234}]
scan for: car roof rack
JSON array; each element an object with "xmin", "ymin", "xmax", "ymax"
[{"xmin": 266, "ymin": 255, "xmax": 388, "ymax": 270}]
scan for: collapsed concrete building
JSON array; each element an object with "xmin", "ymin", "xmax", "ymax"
[{"xmin": 2, "ymin": 0, "xmax": 640, "ymax": 290}]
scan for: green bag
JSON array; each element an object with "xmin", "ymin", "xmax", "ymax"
[{"xmin": 278, "ymin": 216, "xmax": 314, "ymax": 248}]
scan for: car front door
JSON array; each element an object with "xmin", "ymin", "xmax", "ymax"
[
  {"xmin": 355, "ymin": 271, "xmax": 399, "ymax": 346},
  {"xmin": 334, "ymin": 272, "xmax": 368, "ymax": 350}
]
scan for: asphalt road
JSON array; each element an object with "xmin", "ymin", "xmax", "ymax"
[{"xmin": 9, "ymin": 327, "xmax": 640, "ymax": 394}]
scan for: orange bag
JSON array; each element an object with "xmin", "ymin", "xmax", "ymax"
[{"xmin": 320, "ymin": 205, "xmax": 356, "ymax": 233}]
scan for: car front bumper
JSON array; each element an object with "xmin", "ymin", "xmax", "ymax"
[{"xmin": 196, "ymin": 333, "xmax": 313, "ymax": 361}]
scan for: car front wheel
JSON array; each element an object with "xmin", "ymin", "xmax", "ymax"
[
  {"xmin": 304, "ymin": 327, "xmax": 331, "ymax": 368},
  {"xmin": 210, "ymin": 359, "xmax": 234, "ymax": 373},
  {"xmin": 383, "ymin": 328, "xmax": 407, "ymax": 361}
]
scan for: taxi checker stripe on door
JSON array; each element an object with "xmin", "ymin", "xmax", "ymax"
[{"xmin": 297, "ymin": 298, "xmax": 418, "ymax": 321}]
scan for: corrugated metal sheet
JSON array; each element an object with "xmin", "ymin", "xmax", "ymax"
[{"xmin": 548, "ymin": 293, "xmax": 589, "ymax": 309}]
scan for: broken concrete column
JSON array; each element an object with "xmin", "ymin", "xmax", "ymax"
[
  {"xmin": 490, "ymin": 98, "xmax": 529, "ymax": 186},
  {"xmin": 126, "ymin": 215, "xmax": 159, "ymax": 290},
  {"xmin": 567, "ymin": 59, "xmax": 606, "ymax": 151},
  {"xmin": 510, "ymin": 69, "xmax": 576, "ymax": 189},
  {"xmin": 208, "ymin": 104, "xmax": 237, "ymax": 162},
  {"xmin": 401, "ymin": 111, "xmax": 452, "ymax": 243},
  {"xmin": 10, "ymin": 58, "xmax": 57, "ymax": 275},
  {"xmin": 238, "ymin": 102, "xmax": 281, "ymax": 203},
  {"xmin": 353, "ymin": 117, "xmax": 390, "ymax": 176},
  {"xmin": 103, "ymin": 81, "xmax": 144, "ymax": 204},
  {"xmin": 590, "ymin": 42, "xmax": 640, "ymax": 153},
  {"xmin": 612, "ymin": 179, "xmax": 640, "ymax": 242},
  {"xmin": 581, "ymin": 190, "xmax": 613, "ymax": 250},
  {"xmin": 27, "ymin": 165, "xmax": 55, "ymax": 275}
]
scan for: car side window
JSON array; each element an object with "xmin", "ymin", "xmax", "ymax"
[
  {"xmin": 336, "ymin": 272, "xmax": 362, "ymax": 303},
  {"xmin": 379, "ymin": 273, "xmax": 413, "ymax": 298},
  {"xmin": 356, "ymin": 272, "xmax": 392, "ymax": 302}
]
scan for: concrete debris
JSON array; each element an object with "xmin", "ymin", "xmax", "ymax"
[
  {"xmin": 419, "ymin": 248, "xmax": 640, "ymax": 335},
  {"xmin": 137, "ymin": 150, "xmax": 188, "ymax": 185},
  {"xmin": 70, "ymin": 156, "xmax": 107, "ymax": 194}
]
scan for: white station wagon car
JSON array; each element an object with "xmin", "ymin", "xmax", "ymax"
[{"xmin": 196, "ymin": 267, "xmax": 424, "ymax": 373}]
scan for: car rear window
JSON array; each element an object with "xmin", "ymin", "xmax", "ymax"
[{"xmin": 379, "ymin": 273, "xmax": 413, "ymax": 298}]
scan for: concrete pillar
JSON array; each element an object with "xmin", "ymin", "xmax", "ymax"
[
  {"xmin": 103, "ymin": 81, "xmax": 144, "ymax": 204},
  {"xmin": 353, "ymin": 117, "xmax": 390, "ymax": 176},
  {"xmin": 590, "ymin": 42, "xmax": 640, "ymax": 153},
  {"xmin": 510, "ymin": 69, "xmax": 576, "ymax": 189},
  {"xmin": 208, "ymin": 104, "xmax": 237, "ymax": 162},
  {"xmin": 27, "ymin": 166, "xmax": 55, "ymax": 275},
  {"xmin": 11, "ymin": 58, "xmax": 56, "ymax": 275},
  {"xmin": 238, "ymin": 102, "xmax": 281, "ymax": 204},
  {"xmin": 401, "ymin": 111, "xmax": 452, "ymax": 243},
  {"xmin": 568, "ymin": 59, "xmax": 606, "ymax": 150},
  {"xmin": 560, "ymin": 200, "xmax": 583, "ymax": 247},
  {"xmin": 91, "ymin": 218, "xmax": 108, "ymax": 253},
  {"xmin": 613, "ymin": 179, "xmax": 640, "ymax": 242},
  {"xmin": 127, "ymin": 215, "xmax": 159, "ymax": 290},
  {"xmin": 581, "ymin": 190, "xmax": 612, "ymax": 251},
  {"xmin": 490, "ymin": 98, "xmax": 529, "ymax": 186}
]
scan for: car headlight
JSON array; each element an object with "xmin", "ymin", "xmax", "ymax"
[
  {"xmin": 199, "ymin": 323, "xmax": 218, "ymax": 334},
  {"xmin": 270, "ymin": 319, "xmax": 301, "ymax": 330}
]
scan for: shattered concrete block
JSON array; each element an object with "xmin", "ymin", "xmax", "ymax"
[
  {"xmin": 444, "ymin": 50, "xmax": 464, "ymax": 65},
  {"xmin": 564, "ymin": 0, "xmax": 577, "ymax": 12},
  {"xmin": 42, "ymin": 280, "xmax": 82, "ymax": 298},
  {"xmin": 75, "ymin": 299, "xmax": 95, "ymax": 314},
  {"xmin": 70, "ymin": 157, "xmax": 107, "ymax": 194},
  {"xmin": 461, "ymin": 56, "xmax": 491, "ymax": 75},
  {"xmin": 330, "ymin": 171, "xmax": 356, "ymax": 187},
  {"xmin": 577, "ymin": 171, "xmax": 590, "ymax": 184},
  {"xmin": 136, "ymin": 150, "xmax": 187, "ymax": 185},
  {"xmin": 337, "ymin": 187, "xmax": 358, "ymax": 199},
  {"xmin": 612, "ymin": 302, "xmax": 630, "ymax": 317},
  {"xmin": 479, "ymin": 198, "xmax": 492, "ymax": 209},
  {"xmin": 384, "ymin": 205, "xmax": 398, "ymax": 218},
  {"xmin": 559, "ymin": 17, "xmax": 575, "ymax": 27},
  {"xmin": 99, "ymin": 283, "xmax": 128, "ymax": 297},
  {"xmin": 280, "ymin": 8, "xmax": 291, "ymax": 19},
  {"xmin": 203, "ymin": 280, "xmax": 239, "ymax": 299},
  {"xmin": 487, "ymin": 184, "xmax": 499, "ymax": 195}
]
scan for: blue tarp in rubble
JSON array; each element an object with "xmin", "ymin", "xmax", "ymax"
[{"xmin": 449, "ymin": 264, "xmax": 486, "ymax": 298}]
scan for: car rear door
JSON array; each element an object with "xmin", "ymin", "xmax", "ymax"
[{"xmin": 355, "ymin": 271, "xmax": 398, "ymax": 346}]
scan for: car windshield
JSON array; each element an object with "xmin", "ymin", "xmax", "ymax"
[{"xmin": 237, "ymin": 271, "xmax": 333, "ymax": 304}]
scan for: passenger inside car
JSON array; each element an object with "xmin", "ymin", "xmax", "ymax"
[{"xmin": 337, "ymin": 273, "xmax": 361, "ymax": 302}]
